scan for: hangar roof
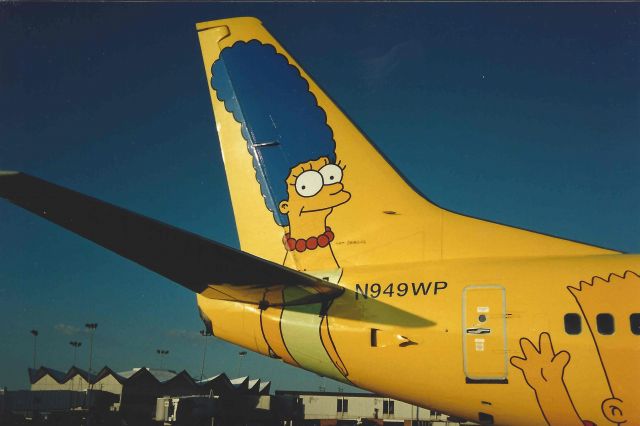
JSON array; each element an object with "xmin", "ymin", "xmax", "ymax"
[{"xmin": 28, "ymin": 366, "xmax": 270, "ymax": 396}]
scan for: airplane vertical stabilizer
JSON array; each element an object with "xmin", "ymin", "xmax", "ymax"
[{"xmin": 196, "ymin": 17, "xmax": 615, "ymax": 271}]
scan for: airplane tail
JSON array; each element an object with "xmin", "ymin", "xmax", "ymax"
[{"xmin": 196, "ymin": 17, "xmax": 615, "ymax": 271}]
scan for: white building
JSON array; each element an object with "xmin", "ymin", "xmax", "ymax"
[
  {"xmin": 29, "ymin": 367, "xmax": 94, "ymax": 392},
  {"xmin": 276, "ymin": 391, "xmax": 476, "ymax": 426}
]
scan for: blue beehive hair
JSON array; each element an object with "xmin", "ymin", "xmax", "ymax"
[{"xmin": 211, "ymin": 40, "xmax": 336, "ymax": 226}]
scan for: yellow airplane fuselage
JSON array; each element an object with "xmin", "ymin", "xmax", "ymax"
[{"xmin": 199, "ymin": 253, "xmax": 639, "ymax": 425}]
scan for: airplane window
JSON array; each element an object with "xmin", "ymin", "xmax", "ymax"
[
  {"xmin": 478, "ymin": 314, "xmax": 487, "ymax": 323},
  {"xmin": 564, "ymin": 313, "xmax": 581, "ymax": 334},
  {"xmin": 631, "ymin": 314, "xmax": 640, "ymax": 335},
  {"xmin": 597, "ymin": 313, "xmax": 614, "ymax": 335}
]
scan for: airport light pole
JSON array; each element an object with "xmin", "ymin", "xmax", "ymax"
[
  {"xmin": 85, "ymin": 323, "xmax": 98, "ymax": 373},
  {"xmin": 199, "ymin": 330, "xmax": 211, "ymax": 380},
  {"xmin": 157, "ymin": 349, "xmax": 169, "ymax": 369},
  {"xmin": 84, "ymin": 323, "xmax": 98, "ymax": 426},
  {"xmin": 237, "ymin": 351, "xmax": 247, "ymax": 377},
  {"xmin": 69, "ymin": 341, "xmax": 82, "ymax": 366},
  {"xmin": 30, "ymin": 329, "xmax": 38, "ymax": 369}
]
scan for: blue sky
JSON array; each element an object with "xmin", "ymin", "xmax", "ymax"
[{"xmin": 0, "ymin": 3, "xmax": 638, "ymax": 391}]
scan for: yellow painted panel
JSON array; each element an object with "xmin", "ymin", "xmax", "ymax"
[
  {"xmin": 196, "ymin": 295, "xmax": 269, "ymax": 356},
  {"xmin": 463, "ymin": 285, "xmax": 507, "ymax": 380}
]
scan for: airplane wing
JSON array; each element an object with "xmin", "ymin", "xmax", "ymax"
[{"xmin": 0, "ymin": 171, "xmax": 343, "ymax": 306}]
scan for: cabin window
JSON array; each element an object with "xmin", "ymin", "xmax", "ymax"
[
  {"xmin": 337, "ymin": 399, "xmax": 342, "ymax": 412},
  {"xmin": 337, "ymin": 398, "xmax": 349, "ymax": 413},
  {"xmin": 597, "ymin": 313, "xmax": 614, "ymax": 335},
  {"xmin": 564, "ymin": 313, "xmax": 581, "ymax": 334},
  {"xmin": 389, "ymin": 400, "xmax": 394, "ymax": 414},
  {"xmin": 630, "ymin": 314, "xmax": 640, "ymax": 335}
]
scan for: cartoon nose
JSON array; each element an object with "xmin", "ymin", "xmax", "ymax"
[{"xmin": 328, "ymin": 183, "xmax": 344, "ymax": 195}]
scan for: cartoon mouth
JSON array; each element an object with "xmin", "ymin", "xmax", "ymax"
[
  {"xmin": 299, "ymin": 191, "xmax": 351, "ymax": 215},
  {"xmin": 300, "ymin": 206, "xmax": 333, "ymax": 214}
]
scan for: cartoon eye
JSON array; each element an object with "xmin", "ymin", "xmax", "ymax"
[
  {"xmin": 295, "ymin": 170, "xmax": 323, "ymax": 197},
  {"xmin": 319, "ymin": 164, "xmax": 343, "ymax": 184}
]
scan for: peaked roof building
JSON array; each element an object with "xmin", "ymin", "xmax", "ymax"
[{"xmin": 27, "ymin": 366, "xmax": 270, "ymax": 397}]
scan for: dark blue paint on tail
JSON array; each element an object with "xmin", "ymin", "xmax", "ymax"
[{"xmin": 211, "ymin": 40, "xmax": 336, "ymax": 226}]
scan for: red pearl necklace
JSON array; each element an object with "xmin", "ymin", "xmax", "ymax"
[{"xmin": 283, "ymin": 227, "xmax": 335, "ymax": 252}]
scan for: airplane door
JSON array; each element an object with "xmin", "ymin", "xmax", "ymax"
[{"xmin": 462, "ymin": 285, "xmax": 508, "ymax": 383}]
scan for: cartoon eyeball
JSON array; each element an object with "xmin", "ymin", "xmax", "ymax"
[
  {"xmin": 295, "ymin": 170, "xmax": 323, "ymax": 197},
  {"xmin": 319, "ymin": 164, "xmax": 343, "ymax": 184}
]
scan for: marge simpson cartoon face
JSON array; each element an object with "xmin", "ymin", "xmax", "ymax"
[
  {"xmin": 279, "ymin": 157, "xmax": 349, "ymax": 221},
  {"xmin": 211, "ymin": 40, "xmax": 351, "ymax": 270},
  {"xmin": 278, "ymin": 157, "xmax": 350, "ymax": 267}
]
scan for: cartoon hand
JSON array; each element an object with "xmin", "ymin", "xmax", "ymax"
[{"xmin": 510, "ymin": 332, "xmax": 570, "ymax": 392}]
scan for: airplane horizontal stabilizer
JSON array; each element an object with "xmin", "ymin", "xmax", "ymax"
[{"xmin": 0, "ymin": 171, "xmax": 343, "ymax": 306}]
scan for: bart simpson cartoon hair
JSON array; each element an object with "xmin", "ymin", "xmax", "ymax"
[
  {"xmin": 211, "ymin": 41, "xmax": 337, "ymax": 226},
  {"xmin": 567, "ymin": 270, "xmax": 640, "ymax": 400}
]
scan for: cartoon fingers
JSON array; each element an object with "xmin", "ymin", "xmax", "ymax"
[{"xmin": 510, "ymin": 332, "xmax": 571, "ymax": 391}]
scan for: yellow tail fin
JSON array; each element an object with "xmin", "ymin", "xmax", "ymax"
[{"xmin": 196, "ymin": 17, "xmax": 615, "ymax": 271}]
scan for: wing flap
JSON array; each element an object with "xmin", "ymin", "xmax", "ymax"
[{"xmin": 0, "ymin": 171, "xmax": 342, "ymax": 306}]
